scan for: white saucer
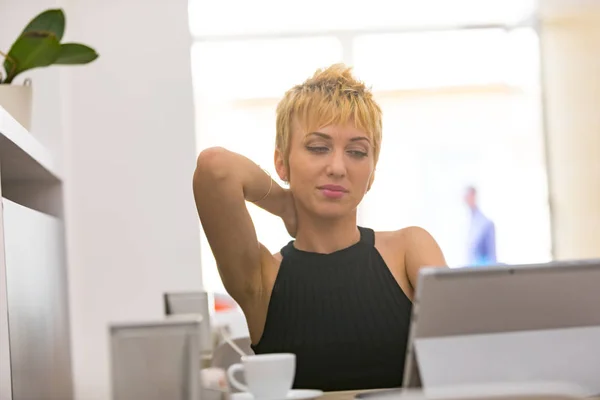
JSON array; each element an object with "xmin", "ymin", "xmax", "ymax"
[{"xmin": 230, "ymin": 389, "xmax": 324, "ymax": 400}]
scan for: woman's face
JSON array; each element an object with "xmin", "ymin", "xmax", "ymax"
[{"xmin": 276, "ymin": 121, "xmax": 375, "ymax": 219}]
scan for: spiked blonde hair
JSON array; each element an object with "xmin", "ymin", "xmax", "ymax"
[{"xmin": 275, "ymin": 63, "xmax": 382, "ymax": 171}]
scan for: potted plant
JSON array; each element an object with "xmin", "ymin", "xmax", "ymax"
[{"xmin": 0, "ymin": 8, "xmax": 98, "ymax": 131}]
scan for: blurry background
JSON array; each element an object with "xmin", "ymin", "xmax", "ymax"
[
  {"xmin": 191, "ymin": 0, "xmax": 551, "ymax": 291},
  {"xmin": 0, "ymin": 0, "xmax": 599, "ymax": 399}
]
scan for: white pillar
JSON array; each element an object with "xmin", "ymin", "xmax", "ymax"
[
  {"xmin": 541, "ymin": 7, "xmax": 600, "ymax": 259},
  {"xmin": 61, "ymin": 1, "xmax": 203, "ymax": 399}
]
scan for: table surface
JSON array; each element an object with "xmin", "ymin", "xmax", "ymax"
[
  {"xmin": 321, "ymin": 390, "xmax": 375, "ymax": 400},
  {"xmin": 320, "ymin": 389, "xmax": 600, "ymax": 400}
]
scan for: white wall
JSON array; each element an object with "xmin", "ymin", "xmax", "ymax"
[
  {"xmin": 59, "ymin": 0, "xmax": 203, "ymax": 399},
  {"xmin": 2, "ymin": 0, "xmax": 203, "ymax": 398},
  {"xmin": 541, "ymin": 5, "xmax": 600, "ymax": 259}
]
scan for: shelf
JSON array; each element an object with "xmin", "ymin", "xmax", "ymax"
[{"xmin": 0, "ymin": 106, "xmax": 62, "ymax": 183}]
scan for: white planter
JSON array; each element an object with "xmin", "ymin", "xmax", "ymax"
[{"xmin": 0, "ymin": 82, "xmax": 32, "ymax": 131}]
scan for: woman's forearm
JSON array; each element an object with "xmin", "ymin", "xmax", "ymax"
[{"xmin": 195, "ymin": 147, "xmax": 288, "ymax": 218}]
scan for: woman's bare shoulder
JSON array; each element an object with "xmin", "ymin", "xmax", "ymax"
[
  {"xmin": 374, "ymin": 226, "xmax": 446, "ymax": 294},
  {"xmin": 375, "ymin": 225, "xmax": 439, "ymax": 245},
  {"xmin": 374, "ymin": 226, "xmax": 428, "ymax": 244},
  {"xmin": 376, "ymin": 225, "xmax": 446, "ymax": 262}
]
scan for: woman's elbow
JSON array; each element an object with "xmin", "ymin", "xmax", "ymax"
[{"xmin": 195, "ymin": 147, "xmax": 232, "ymax": 181}]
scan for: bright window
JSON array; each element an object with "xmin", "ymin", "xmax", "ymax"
[
  {"xmin": 191, "ymin": 28, "xmax": 551, "ymax": 293},
  {"xmin": 353, "ymin": 29, "xmax": 510, "ymax": 90},
  {"xmin": 358, "ymin": 88, "xmax": 552, "ymax": 266},
  {"xmin": 353, "ymin": 28, "xmax": 541, "ymax": 91},
  {"xmin": 353, "ymin": 28, "xmax": 551, "ymax": 266},
  {"xmin": 189, "ymin": 0, "xmax": 537, "ymax": 36},
  {"xmin": 191, "ymin": 37, "xmax": 343, "ymax": 101}
]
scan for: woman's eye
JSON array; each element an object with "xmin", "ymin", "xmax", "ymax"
[
  {"xmin": 348, "ymin": 150, "xmax": 368, "ymax": 158},
  {"xmin": 306, "ymin": 146, "xmax": 329, "ymax": 154}
]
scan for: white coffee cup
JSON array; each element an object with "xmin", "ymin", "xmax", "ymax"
[{"xmin": 227, "ymin": 353, "xmax": 296, "ymax": 400}]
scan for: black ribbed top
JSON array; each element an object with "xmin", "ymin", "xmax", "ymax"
[{"xmin": 251, "ymin": 227, "xmax": 412, "ymax": 392}]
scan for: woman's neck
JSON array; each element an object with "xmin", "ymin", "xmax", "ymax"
[{"xmin": 293, "ymin": 212, "xmax": 361, "ymax": 254}]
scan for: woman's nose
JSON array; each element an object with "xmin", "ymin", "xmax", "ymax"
[{"xmin": 325, "ymin": 150, "xmax": 346, "ymax": 178}]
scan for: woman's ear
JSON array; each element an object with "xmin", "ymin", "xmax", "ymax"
[{"xmin": 274, "ymin": 149, "xmax": 288, "ymax": 182}]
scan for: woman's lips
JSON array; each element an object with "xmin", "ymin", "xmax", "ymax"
[{"xmin": 318, "ymin": 185, "xmax": 348, "ymax": 199}]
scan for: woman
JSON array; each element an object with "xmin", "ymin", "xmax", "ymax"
[{"xmin": 193, "ymin": 64, "xmax": 447, "ymax": 391}]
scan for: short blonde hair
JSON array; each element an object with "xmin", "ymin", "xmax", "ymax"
[{"xmin": 275, "ymin": 63, "xmax": 382, "ymax": 170}]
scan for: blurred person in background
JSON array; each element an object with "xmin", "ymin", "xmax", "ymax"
[
  {"xmin": 193, "ymin": 64, "xmax": 447, "ymax": 391},
  {"xmin": 464, "ymin": 186, "xmax": 497, "ymax": 266}
]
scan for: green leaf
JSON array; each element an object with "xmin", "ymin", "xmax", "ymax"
[
  {"xmin": 54, "ymin": 43, "xmax": 98, "ymax": 65},
  {"xmin": 21, "ymin": 9, "xmax": 65, "ymax": 41},
  {"xmin": 3, "ymin": 34, "xmax": 61, "ymax": 83}
]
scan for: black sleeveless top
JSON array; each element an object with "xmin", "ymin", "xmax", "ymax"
[{"xmin": 251, "ymin": 227, "xmax": 413, "ymax": 392}]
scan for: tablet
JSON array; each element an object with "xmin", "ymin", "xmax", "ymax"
[{"xmin": 402, "ymin": 259, "xmax": 600, "ymax": 392}]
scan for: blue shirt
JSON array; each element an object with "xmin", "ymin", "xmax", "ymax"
[{"xmin": 467, "ymin": 208, "xmax": 497, "ymax": 266}]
